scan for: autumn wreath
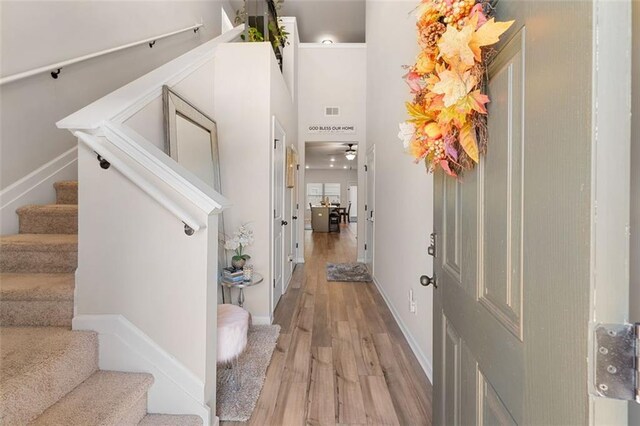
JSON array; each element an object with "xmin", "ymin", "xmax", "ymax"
[{"xmin": 398, "ymin": 0, "xmax": 513, "ymax": 177}]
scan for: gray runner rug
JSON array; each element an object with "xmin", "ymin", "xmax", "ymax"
[
  {"xmin": 326, "ymin": 262, "xmax": 372, "ymax": 282},
  {"xmin": 216, "ymin": 324, "xmax": 280, "ymax": 422}
]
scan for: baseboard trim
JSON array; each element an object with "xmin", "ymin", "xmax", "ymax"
[
  {"xmin": 0, "ymin": 147, "xmax": 78, "ymax": 235},
  {"xmin": 252, "ymin": 315, "xmax": 272, "ymax": 325},
  {"xmin": 73, "ymin": 314, "xmax": 211, "ymax": 425},
  {"xmin": 371, "ymin": 276, "xmax": 433, "ymax": 382},
  {"xmin": 295, "ymin": 257, "xmax": 305, "ymax": 264}
]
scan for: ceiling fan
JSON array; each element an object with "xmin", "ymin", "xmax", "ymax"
[{"xmin": 344, "ymin": 144, "xmax": 357, "ymax": 161}]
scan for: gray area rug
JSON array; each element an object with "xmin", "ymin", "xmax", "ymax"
[
  {"xmin": 326, "ymin": 262, "xmax": 372, "ymax": 282},
  {"xmin": 216, "ymin": 324, "xmax": 280, "ymax": 422}
]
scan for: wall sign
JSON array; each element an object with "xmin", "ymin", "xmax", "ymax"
[{"xmin": 307, "ymin": 125, "xmax": 356, "ymax": 134}]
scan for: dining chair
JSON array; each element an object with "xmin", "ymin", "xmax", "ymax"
[{"xmin": 341, "ymin": 203, "xmax": 351, "ymax": 223}]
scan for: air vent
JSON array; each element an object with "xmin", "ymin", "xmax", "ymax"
[{"xmin": 325, "ymin": 106, "xmax": 340, "ymax": 116}]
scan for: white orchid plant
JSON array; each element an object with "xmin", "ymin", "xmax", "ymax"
[{"xmin": 224, "ymin": 224, "xmax": 254, "ymax": 264}]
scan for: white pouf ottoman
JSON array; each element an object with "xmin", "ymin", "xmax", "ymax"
[{"xmin": 217, "ymin": 304, "xmax": 250, "ymax": 390}]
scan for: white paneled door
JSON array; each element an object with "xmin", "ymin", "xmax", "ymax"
[
  {"xmin": 272, "ymin": 117, "xmax": 286, "ymax": 314},
  {"xmin": 432, "ymin": 2, "xmax": 632, "ymax": 425}
]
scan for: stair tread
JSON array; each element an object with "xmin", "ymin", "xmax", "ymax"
[
  {"xmin": 0, "ymin": 234, "xmax": 77, "ymax": 251},
  {"xmin": 0, "ymin": 326, "xmax": 95, "ymax": 385},
  {"xmin": 53, "ymin": 181, "xmax": 78, "ymax": 189},
  {"xmin": 0, "ymin": 273, "xmax": 74, "ymax": 301},
  {"xmin": 140, "ymin": 414, "xmax": 203, "ymax": 426},
  {"xmin": 32, "ymin": 370, "xmax": 154, "ymax": 425},
  {"xmin": 17, "ymin": 204, "xmax": 78, "ymax": 215},
  {"xmin": 0, "ymin": 327, "xmax": 98, "ymax": 424}
]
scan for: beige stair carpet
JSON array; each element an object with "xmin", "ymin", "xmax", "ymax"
[
  {"xmin": 0, "ymin": 233, "xmax": 78, "ymax": 273},
  {"xmin": 0, "ymin": 327, "xmax": 98, "ymax": 424},
  {"xmin": 0, "ymin": 273, "xmax": 74, "ymax": 326},
  {"xmin": 18, "ymin": 204, "xmax": 78, "ymax": 234},
  {"xmin": 32, "ymin": 371, "xmax": 153, "ymax": 426},
  {"xmin": 0, "ymin": 180, "xmax": 202, "ymax": 424},
  {"xmin": 54, "ymin": 180, "xmax": 78, "ymax": 204}
]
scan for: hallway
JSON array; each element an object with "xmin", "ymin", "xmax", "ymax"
[{"xmin": 230, "ymin": 225, "xmax": 432, "ymax": 425}]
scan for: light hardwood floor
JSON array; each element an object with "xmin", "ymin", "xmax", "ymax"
[{"xmin": 222, "ymin": 224, "xmax": 432, "ymax": 425}]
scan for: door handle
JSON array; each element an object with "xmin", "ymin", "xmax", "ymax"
[
  {"xmin": 420, "ymin": 274, "xmax": 437, "ymax": 288},
  {"xmin": 281, "ymin": 220, "xmax": 288, "ymax": 226},
  {"xmin": 292, "ymin": 216, "xmax": 298, "ymax": 220}
]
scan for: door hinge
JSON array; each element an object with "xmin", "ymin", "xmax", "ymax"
[
  {"xmin": 296, "ymin": 243, "xmax": 299, "ymax": 248},
  {"xmin": 273, "ymin": 279, "xmax": 276, "ymax": 288},
  {"xmin": 296, "ymin": 164, "xmax": 300, "ymax": 170},
  {"xmin": 364, "ymin": 243, "xmax": 367, "ymax": 250},
  {"xmin": 593, "ymin": 323, "xmax": 639, "ymax": 402},
  {"xmin": 428, "ymin": 232, "xmax": 437, "ymax": 257},
  {"xmin": 365, "ymin": 165, "xmax": 368, "ymax": 172},
  {"xmin": 365, "ymin": 204, "xmax": 368, "ymax": 211}
]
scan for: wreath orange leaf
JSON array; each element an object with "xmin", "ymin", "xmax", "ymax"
[{"xmin": 399, "ymin": 0, "xmax": 514, "ymax": 177}]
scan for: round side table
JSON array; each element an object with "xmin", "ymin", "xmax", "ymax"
[{"xmin": 220, "ymin": 273, "xmax": 264, "ymax": 308}]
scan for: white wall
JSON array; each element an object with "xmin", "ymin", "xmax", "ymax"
[
  {"xmin": 304, "ymin": 168, "xmax": 357, "ymax": 219},
  {"xmin": 0, "ymin": 0, "xmax": 226, "ymax": 193},
  {"xmin": 630, "ymin": 1, "xmax": 639, "ymax": 423},
  {"xmin": 214, "ymin": 43, "xmax": 296, "ymax": 322},
  {"xmin": 297, "ymin": 44, "xmax": 367, "ymax": 259},
  {"xmin": 366, "ymin": 0, "xmax": 434, "ymax": 378}
]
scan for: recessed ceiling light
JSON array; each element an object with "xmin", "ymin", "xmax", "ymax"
[
  {"xmin": 322, "ymin": 39, "xmax": 333, "ymax": 44},
  {"xmin": 330, "ymin": 158, "xmax": 335, "ymax": 162},
  {"xmin": 330, "ymin": 164, "xmax": 334, "ymax": 167},
  {"xmin": 305, "ymin": 165, "xmax": 309, "ymax": 169},
  {"xmin": 343, "ymin": 166, "xmax": 347, "ymax": 169}
]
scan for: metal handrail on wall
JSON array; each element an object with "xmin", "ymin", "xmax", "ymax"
[{"xmin": 0, "ymin": 23, "xmax": 204, "ymax": 86}]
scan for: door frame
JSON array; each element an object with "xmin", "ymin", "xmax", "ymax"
[
  {"xmin": 270, "ymin": 116, "xmax": 286, "ymax": 316},
  {"xmin": 364, "ymin": 145, "xmax": 375, "ymax": 274},
  {"xmin": 286, "ymin": 144, "xmax": 299, "ymax": 290}
]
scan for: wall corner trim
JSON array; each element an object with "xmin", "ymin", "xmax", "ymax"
[
  {"xmin": 72, "ymin": 314, "xmax": 211, "ymax": 424},
  {"xmin": 371, "ymin": 276, "xmax": 433, "ymax": 382}
]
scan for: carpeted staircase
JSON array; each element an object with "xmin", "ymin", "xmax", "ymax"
[{"xmin": 0, "ymin": 181, "xmax": 202, "ymax": 425}]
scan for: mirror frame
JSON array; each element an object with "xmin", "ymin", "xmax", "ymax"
[
  {"xmin": 162, "ymin": 85, "xmax": 222, "ymax": 193},
  {"xmin": 162, "ymin": 85, "xmax": 227, "ymax": 296}
]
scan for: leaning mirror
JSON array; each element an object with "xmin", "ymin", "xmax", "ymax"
[
  {"xmin": 163, "ymin": 85, "xmax": 221, "ymax": 191},
  {"xmin": 162, "ymin": 85, "xmax": 226, "ymax": 291}
]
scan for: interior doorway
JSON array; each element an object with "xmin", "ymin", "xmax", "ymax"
[{"xmin": 303, "ymin": 141, "xmax": 359, "ymax": 242}]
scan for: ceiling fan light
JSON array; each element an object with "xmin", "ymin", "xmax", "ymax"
[{"xmin": 345, "ymin": 151, "xmax": 356, "ymax": 161}]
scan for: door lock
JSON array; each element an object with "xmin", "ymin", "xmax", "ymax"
[
  {"xmin": 420, "ymin": 274, "xmax": 437, "ymax": 288},
  {"xmin": 281, "ymin": 220, "xmax": 288, "ymax": 226}
]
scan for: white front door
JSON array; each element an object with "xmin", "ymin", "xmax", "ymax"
[
  {"xmin": 364, "ymin": 146, "xmax": 375, "ymax": 272},
  {"xmin": 272, "ymin": 117, "xmax": 285, "ymax": 313},
  {"xmin": 432, "ymin": 2, "xmax": 632, "ymax": 425}
]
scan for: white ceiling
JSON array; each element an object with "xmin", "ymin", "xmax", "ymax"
[
  {"xmin": 305, "ymin": 142, "xmax": 358, "ymax": 170},
  {"xmin": 280, "ymin": 0, "xmax": 366, "ymax": 43}
]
